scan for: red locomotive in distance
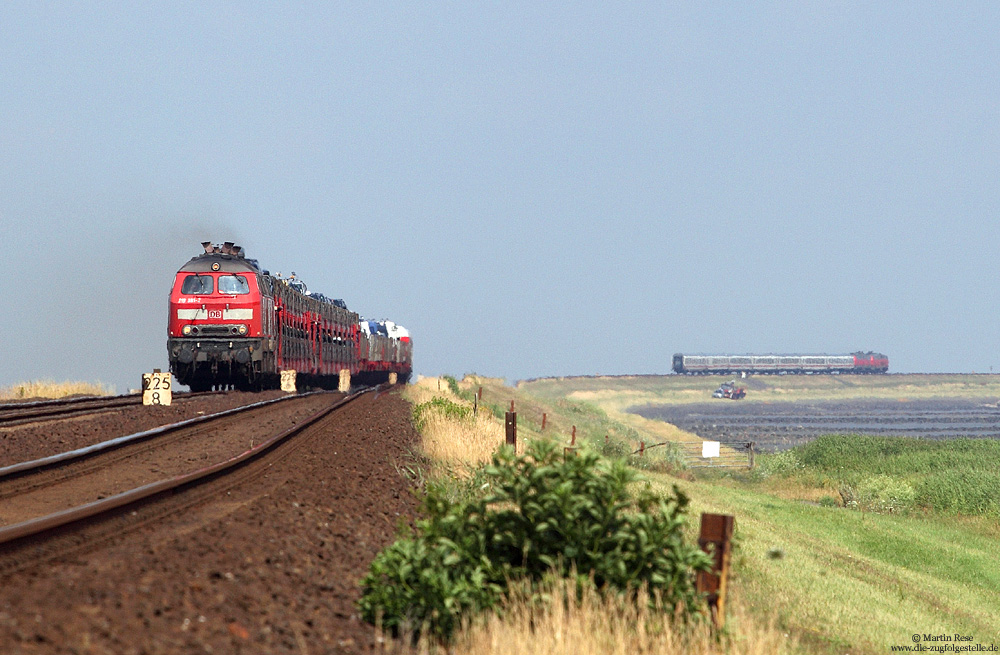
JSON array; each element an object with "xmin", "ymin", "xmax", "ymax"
[{"xmin": 167, "ymin": 242, "xmax": 412, "ymax": 391}]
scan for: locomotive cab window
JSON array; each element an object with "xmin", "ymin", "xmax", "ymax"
[
  {"xmin": 181, "ymin": 274, "xmax": 214, "ymax": 295},
  {"xmin": 218, "ymin": 274, "xmax": 250, "ymax": 295}
]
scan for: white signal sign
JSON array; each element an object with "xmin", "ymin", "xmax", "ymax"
[{"xmin": 142, "ymin": 371, "xmax": 173, "ymax": 406}]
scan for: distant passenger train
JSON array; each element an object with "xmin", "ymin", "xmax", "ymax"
[{"xmin": 672, "ymin": 352, "xmax": 888, "ymax": 375}]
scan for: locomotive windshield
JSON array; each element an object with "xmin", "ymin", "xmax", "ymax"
[
  {"xmin": 180, "ymin": 274, "xmax": 214, "ymax": 295},
  {"xmin": 218, "ymin": 274, "xmax": 250, "ymax": 295}
]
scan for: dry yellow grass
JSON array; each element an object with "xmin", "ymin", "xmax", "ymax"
[
  {"xmin": 419, "ymin": 411, "xmax": 508, "ymax": 466},
  {"xmin": 379, "ymin": 577, "xmax": 797, "ymax": 655},
  {"xmin": 406, "ymin": 376, "xmax": 517, "ymax": 469},
  {"xmin": 0, "ymin": 379, "xmax": 114, "ymax": 400}
]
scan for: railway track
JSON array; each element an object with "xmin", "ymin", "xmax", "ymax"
[
  {"xmin": 0, "ymin": 386, "xmax": 375, "ymax": 573},
  {"xmin": 0, "ymin": 391, "xmax": 222, "ymax": 429}
]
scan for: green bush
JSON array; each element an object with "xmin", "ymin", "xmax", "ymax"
[
  {"xmin": 627, "ymin": 442, "xmax": 686, "ymax": 474},
  {"xmin": 839, "ymin": 475, "xmax": 915, "ymax": 514},
  {"xmin": 442, "ymin": 375, "xmax": 461, "ymax": 396},
  {"xmin": 412, "ymin": 396, "xmax": 471, "ymax": 431},
  {"xmin": 598, "ymin": 434, "xmax": 632, "ymax": 459},
  {"xmin": 789, "ymin": 435, "xmax": 1000, "ymax": 517},
  {"xmin": 915, "ymin": 471, "xmax": 1000, "ymax": 517},
  {"xmin": 358, "ymin": 440, "xmax": 712, "ymax": 640},
  {"xmin": 751, "ymin": 450, "xmax": 803, "ymax": 480}
]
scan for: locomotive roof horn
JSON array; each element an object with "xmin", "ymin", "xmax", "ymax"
[
  {"xmin": 222, "ymin": 242, "xmax": 235, "ymax": 255},
  {"xmin": 202, "ymin": 241, "xmax": 214, "ymax": 254}
]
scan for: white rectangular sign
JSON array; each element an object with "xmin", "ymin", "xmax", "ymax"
[
  {"xmin": 702, "ymin": 440, "xmax": 721, "ymax": 458},
  {"xmin": 142, "ymin": 371, "xmax": 172, "ymax": 406}
]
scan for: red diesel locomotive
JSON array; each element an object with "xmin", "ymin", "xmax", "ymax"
[{"xmin": 167, "ymin": 242, "xmax": 412, "ymax": 390}]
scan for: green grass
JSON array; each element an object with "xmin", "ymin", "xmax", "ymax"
[
  {"xmin": 762, "ymin": 435, "xmax": 1000, "ymax": 517},
  {"xmin": 519, "ymin": 373, "xmax": 1000, "ymax": 410},
  {"xmin": 458, "ymin": 375, "xmax": 686, "ymax": 472},
  {"xmin": 656, "ymin": 475, "xmax": 1000, "ymax": 651},
  {"xmin": 506, "ymin": 374, "xmax": 1000, "ymax": 652}
]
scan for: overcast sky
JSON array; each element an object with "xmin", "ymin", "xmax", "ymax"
[{"xmin": 2, "ymin": 3, "xmax": 999, "ymax": 392}]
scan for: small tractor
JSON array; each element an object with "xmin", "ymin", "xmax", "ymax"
[{"xmin": 712, "ymin": 381, "xmax": 746, "ymax": 400}]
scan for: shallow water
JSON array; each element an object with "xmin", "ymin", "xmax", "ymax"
[{"xmin": 632, "ymin": 398, "xmax": 1000, "ymax": 452}]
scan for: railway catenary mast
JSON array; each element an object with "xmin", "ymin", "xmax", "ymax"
[
  {"xmin": 167, "ymin": 242, "xmax": 412, "ymax": 390},
  {"xmin": 671, "ymin": 352, "xmax": 888, "ymax": 375}
]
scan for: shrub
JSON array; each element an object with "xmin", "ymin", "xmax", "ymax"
[
  {"xmin": 598, "ymin": 434, "xmax": 632, "ymax": 459},
  {"xmin": 442, "ymin": 375, "xmax": 461, "ymax": 396},
  {"xmin": 751, "ymin": 450, "xmax": 803, "ymax": 480},
  {"xmin": 358, "ymin": 440, "xmax": 712, "ymax": 640},
  {"xmin": 839, "ymin": 475, "xmax": 915, "ymax": 514},
  {"xmin": 412, "ymin": 396, "xmax": 472, "ymax": 431},
  {"xmin": 914, "ymin": 471, "xmax": 1000, "ymax": 517}
]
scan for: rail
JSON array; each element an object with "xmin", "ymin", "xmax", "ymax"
[
  {"xmin": 0, "ymin": 384, "xmax": 384, "ymax": 550},
  {"xmin": 0, "ymin": 391, "xmax": 223, "ymax": 429}
]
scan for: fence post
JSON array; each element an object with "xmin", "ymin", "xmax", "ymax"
[
  {"xmin": 505, "ymin": 410, "xmax": 517, "ymax": 448},
  {"xmin": 571, "ymin": 426, "xmax": 576, "ymax": 446},
  {"xmin": 541, "ymin": 412, "xmax": 547, "ymax": 431},
  {"xmin": 696, "ymin": 513, "xmax": 735, "ymax": 629},
  {"xmin": 473, "ymin": 394, "xmax": 478, "ymax": 416},
  {"xmin": 639, "ymin": 441, "xmax": 645, "ymax": 456},
  {"xmin": 747, "ymin": 442, "xmax": 755, "ymax": 469}
]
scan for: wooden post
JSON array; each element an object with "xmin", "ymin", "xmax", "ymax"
[
  {"xmin": 505, "ymin": 410, "xmax": 517, "ymax": 448},
  {"xmin": 509, "ymin": 400, "xmax": 514, "ymax": 412},
  {"xmin": 541, "ymin": 412, "xmax": 547, "ymax": 430},
  {"xmin": 696, "ymin": 513, "xmax": 735, "ymax": 628},
  {"xmin": 571, "ymin": 426, "xmax": 576, "ymax": 446},
  {"xmin": 478, "ymin": 386, "xmax": 483, "ymax": 400},
  {"xmin": 473, "ymin": 394, "xmax": 478, "ymax": 416},
  {"xmin": 747, "ymin": 442, "xmax": 755, "ymax": 469},
  {"xmin": 639, "ymin": 441, "xmax": 645, "ymax": 456}
]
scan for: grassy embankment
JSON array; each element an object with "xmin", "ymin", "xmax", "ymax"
[
  {"xmin": 514, "ymin": 374, "xmax": 1000, "ymax": 651},
  {"xmin": 522, "ymin": 372, "xmax": 1000, "ymax": 408},
  {"xmin": 397, "ymin": 375, "xmax": 797, "ymax": 655},
  {"xmin": 0, "ymin": 380, "xmax": 114, "ymax": 400}
]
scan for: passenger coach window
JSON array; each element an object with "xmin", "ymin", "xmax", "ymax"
[
  {"xmin": 181, "ymin": 274, "xmax": 214, "ymax": 295},
  {"xmin": 218, "ymin": 274, "xmax": 250, "ymax": 295}
]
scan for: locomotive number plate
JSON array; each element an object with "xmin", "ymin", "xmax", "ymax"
[{"xmin": 142, "ymin": 371, "xmax": 173, "ymax": 406}]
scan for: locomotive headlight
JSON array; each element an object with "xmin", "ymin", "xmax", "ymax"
[
  {"xmin": 238, "ymin": 324, "xmax": 248, "ymax": 335},
  {"xmin": 182, "ymin": 325, "xmax": 193, "ymax": 336}
]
